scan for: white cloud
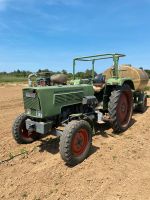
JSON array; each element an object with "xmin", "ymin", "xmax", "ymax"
[
  {"xmin": 0, "ymin": 0, "xmax": 82, "ymax": 12},
  {"xmin": 46, "ymin": 0, "xmax": 82, "ymax": 6},
  {"xmin": 0, "ymin": 0, "xmax": 36, "ymax": 11},
  {"xmin": 0, "ymin": 0, "xmax": 7, "ymax": 10}
]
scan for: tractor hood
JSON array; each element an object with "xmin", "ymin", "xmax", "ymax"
[{"xmin": 23, "ymin": 84, "xmax": 94, "ymax": 118}]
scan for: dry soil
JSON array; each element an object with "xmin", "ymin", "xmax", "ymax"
[{"xmin": 0, "ymin": 84, "xmax": 150, "ymax": 200}]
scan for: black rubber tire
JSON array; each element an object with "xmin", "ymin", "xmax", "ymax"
[
  {"xmin": 108, "ymin": 85, "xmax": 133, "ymax": 133},
  {"xmin": 135, "ymin": 94, "xmax": 147, "ymax": 113},
  {"xmin": 59, "ymin": 120, "xmax": 92, "ymax": 166},
  {"xmin": 12, "ymin": 113, "xmax": 39, "ymax": 144}
]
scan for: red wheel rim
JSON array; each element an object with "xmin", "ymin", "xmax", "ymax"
[
  {"xmin": 21, "ymin": 123, "xmax": 34, "ymax": 139},
  {"xmin": 21, "ymin": 128, "xmax": 31, "ymax": 138},
  {"xmin": 71, "ymin": 129, "xmax": 89, "ymax": 156},
  {"xmin": 117, "ymin": 91, "xmax": 132, "ymax": 126}
]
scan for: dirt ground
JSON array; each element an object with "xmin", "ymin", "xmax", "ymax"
[{"xmin": 0, "ymin": 84, "xmax": 150, "ymax": 200}]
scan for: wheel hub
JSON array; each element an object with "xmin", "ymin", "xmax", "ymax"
[
  {"xmin": 71, "ymin": 129, "xmax": 88, "ymax": 156},
  {"xmin": 117, "ymin": 92, "xmax": 132, "ymax": 126},
  {"xmin": 121, "ymin": 103, "xmax": 126, "ymax": 112},
  {"xmin": 21, "ymin": 128, "xmax": 34, "ymax": 139}
]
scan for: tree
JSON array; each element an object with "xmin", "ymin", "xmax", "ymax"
[
  {"xmin": 61, "ymin": 69, "xmax": 67, "ymax": 75},
  {"xmin": 145, "ymin": 69, "xmax": 150, "ymax": 78}
]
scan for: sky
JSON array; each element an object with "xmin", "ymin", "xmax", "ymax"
[{"xmin": 0, "ymin": 0, "xmax": 150, "ymax": 73}]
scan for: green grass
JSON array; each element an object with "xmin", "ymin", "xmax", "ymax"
[
  {"xmin": 0, "ymin": 75, "xmax": 27, "ymax": 83},
  {"xmin": 144, "ymin": 85, "xmax": 150, "ymax": 91}
]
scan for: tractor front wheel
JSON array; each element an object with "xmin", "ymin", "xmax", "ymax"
[
  {"xmin": 108, "ymin": 84, "xmax": 133, "ymax": 133},
  {"xmin": 12, "ymin": 113, "xmax": 39, "ymax": 144},
  {"xmin": 59, "ymin": 120, "xmax": 92, "ymax": 166}
]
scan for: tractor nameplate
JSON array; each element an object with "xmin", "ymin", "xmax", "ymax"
[{"xmin": 25, "ymin": 92, "xmax": 36, "ymax": 98}]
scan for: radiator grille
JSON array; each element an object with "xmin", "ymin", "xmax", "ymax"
[
  {"xmin": 23, "ymin": 91, "xmax": 40, "ymax": 110},
  {"xmin": 54, "ymin": 91, "xmax": 83, "ymax": 105}
]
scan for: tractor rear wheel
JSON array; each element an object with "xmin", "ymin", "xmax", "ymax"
[
  {"xmin": 12, "ymin": 113, "xmax": 39, "ymax": 144},
  {"xmin": 135, "ymin": 93, "xmax": 147, "ymax": 113},
  {"xmin": 108, "ymin": 84, "xmax": 133, "ymax": 133},
  {"xmin": 59, "ymin": 120, "xmax": 92, "ymax": 166}
]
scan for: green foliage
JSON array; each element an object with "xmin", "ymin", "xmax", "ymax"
[
  {"xmin": 145, "ymin": 69, "xmax": 150, "ymax": 78},
  {"xmin": 144, "ymin": 86, "xmax": 150, "ymax": 91},
  {"xmin": 0, "ymin": 68, "xmax": 97, "ymax": 83},
  {"xmin": 0, "ymin": 75, "xmax": 27, "ymax": 83},
  {"xmin": 0, "ymin": 69, "xmax": 31, "ymax": 83},
  {"xmin": 20, "ymin": 148, "xmax": 28, "ymax": 155},
  {"xmin": 74, "ymin": 69, "xmax": 97, "ymax": 79},
  {"xmin": 9, "ymin": 152, "xmax": 14, "ymax": 159}
]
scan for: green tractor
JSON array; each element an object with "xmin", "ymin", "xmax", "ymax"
[{"xmin": 12, "ymin": 53, "xmax": 149, "ymax": 165}]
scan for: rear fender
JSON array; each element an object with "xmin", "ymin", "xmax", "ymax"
[{"xmin": 103, "ymin": 78, "xmax": 134, "ymax": 111}]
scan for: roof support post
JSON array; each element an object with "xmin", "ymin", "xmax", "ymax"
[
  {"xmin": 73, "ymin": 59, "xmax": 76, "ymax": 80},
  {"xmin": 92, "ymin": 59, "xmax": 95, "ymax": 80},
  {"xmin": 113, "ymin": 55, "xmax": 119, "ymax": 78}
]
